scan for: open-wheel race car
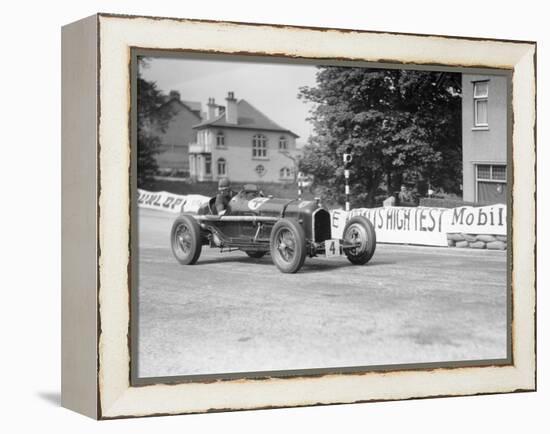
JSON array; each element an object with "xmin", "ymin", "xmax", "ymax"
[{"xmin": 170, "ymin": 184, "xmax": 376, "ymax": 273}]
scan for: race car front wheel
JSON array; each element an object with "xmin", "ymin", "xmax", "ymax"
[
  {"xmin": 171, "ymin": 215, "xmax": 202, "ymax": 265},
  {"xmin": 270, "ymin": 218, "xmax": 306, "ymax": 273},
  {"xmin": 343, "ymin": 216, "xmax": 376, "ymax": 265}
]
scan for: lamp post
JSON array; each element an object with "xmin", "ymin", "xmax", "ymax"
[{"xmin": 343, "ymin": 145, "xmax": 353, "ymax": 211}]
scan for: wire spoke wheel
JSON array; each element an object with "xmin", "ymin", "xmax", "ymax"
[
  {"xmin": 175, "ymin": 224, "xmax": 192, "ymax": 254},
  {"xmin": 170, "ymin": 215, "xmax": 202, "ymax": 265},
  {"xmin": 270, "ymin": 218, "xmax": 306, "ymax": 273},
  {"xmin": 343, "ymin": 216, "xmax": 376, "ymax": 265},
  {"xmin": 276, "ymin": 229, "xmax": 296, "ymax": 262},
  {"xmin": 345, "ymin": 223, "xmax": 367, "ymax": 256}
]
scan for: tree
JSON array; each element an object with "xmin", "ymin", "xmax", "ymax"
[
  {"xmin": 298, "ymin": 67, "xmax": 462, "ymax": 207},
  {"xmin": 137, "ymin": 58, "xmax": 175, "ymax": 187}
]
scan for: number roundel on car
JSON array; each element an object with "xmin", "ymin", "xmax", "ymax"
[{"xmin": 248, "ymin": 197, "xmax": 270, "ymax": 211}]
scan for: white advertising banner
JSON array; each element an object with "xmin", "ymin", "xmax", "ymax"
[
  {"xmin": 443, "ymin": 204, "xmax": 506, "ymax": 235},
  {"xmin": 331, "ymin": 204, "xmax": 507, "ymax": 246},
  {"xmin": 137, "ymin": 189, "xmax": 209, "ymax": 214},
  {"xmin": 331, "ymin": 207, "xmax": 449, "ymax": 247}
]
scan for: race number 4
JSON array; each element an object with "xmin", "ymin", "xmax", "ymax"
[{"xmin": 325, "ymin": 239, "xmax": 341, "ymax": 258}]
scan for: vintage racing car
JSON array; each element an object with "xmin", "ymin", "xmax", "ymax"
[{"xmin": 170, "ymin": 184, "xmax": 376, "ymax": 273}]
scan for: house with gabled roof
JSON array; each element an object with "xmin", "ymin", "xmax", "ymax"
[
  {"xmin": 151, "ymin": 91, "xmax": 202, "ymax": 176},
  {"xmin": 189, "ymin": 91, "xmax": 300, "ymax": 183}
]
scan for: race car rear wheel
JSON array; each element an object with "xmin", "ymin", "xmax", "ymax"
[
  {"xmin": 270, "ymin": 218, "xmax": 306, "ymax": 273},
  {"xmin": 171, "ymin": 215, "xmax": 202, "ymax": 265},
  {"xmin": 245, "ymin": 250, "xmax": 266, "ymax": 259},
  {"xmin": 343, "ymin": 216, "xmax": 376, "ymax": 265}
]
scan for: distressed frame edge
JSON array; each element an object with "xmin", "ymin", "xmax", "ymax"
[
  {"xmin": 95, "ymin": 11, "xmax": 536, "ymax": 46},
  {"xmin": 61, "ymin": 13, "xmax": 100, "ymax": 419},
  {"xmin": 94, "ymin": 14, "xmax": 536, "ymax": 419}
]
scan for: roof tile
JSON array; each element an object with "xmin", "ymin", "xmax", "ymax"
[{"xmin": 193, "ymin": 99, "xmax": 299, "ymax": 137}]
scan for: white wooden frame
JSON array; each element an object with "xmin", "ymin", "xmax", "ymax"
[{"xmin": 61, "ymin": 13, "xmax": 536, "ymax": 419}]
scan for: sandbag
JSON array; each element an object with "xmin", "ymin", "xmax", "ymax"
[
  {"xmin": 469, "ymin": 241, "xmax": 486, "ymax": 249},
  {"xmin": 463, "ymin": 234, "xmax": 477, "ymax": 242},
  {"xmin": 447, "ymin": 233, "xmax": 465, "ymax": 242},
  {"xmin": 476, "ymin": 234, "xmax": 497, "ymax": 243},
  {"xmin": 487, "ymin": 240, "xmax": 507, "ymax": 250}
]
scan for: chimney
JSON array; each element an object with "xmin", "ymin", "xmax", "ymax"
[
  {"xmin": 169, "ymin": 90, "xmax": 180, "ymax": 101},
  {"xmin": 207, "ymin": 97, "xmax": 217, "ymax": 120},
  {"xmin": 225, "ymin": 91, "xmax": 238, "ymax": 124}
]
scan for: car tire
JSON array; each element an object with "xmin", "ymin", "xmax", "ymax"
[
  {"xmin": 343, "ymin": 216, "xmax": 376, "ymax": 265},
  {"xmin": 170, "ymin": 214, "xmax": 202, "ymax": 265},
  {"xmin": 270, "ymin": 218, "xmax": 307, "ymax": 273},
  {"xmin": 245, "ymin": 251, "xmax": 266, "ymax": 259}
]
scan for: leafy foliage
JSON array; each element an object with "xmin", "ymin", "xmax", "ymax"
[
  {"xmin": 298, "ymin": 67, "xmax": 462, "ymax": 207},
  {"xmin": 137, "ymin": 58, "xmax": 175, "ymax": 187}
]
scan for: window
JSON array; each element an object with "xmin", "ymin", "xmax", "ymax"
[
  {"xmin": 217, "ymin": 158, "xmax": 226, "ymax": 176},
  {"xmin": 491, "ymin": 165, "xmax": 506, "ymax": 181},
  {"xmin": 477, "ymin": 164, "xmax": 506, "ymax": 181},
  {"xmin": 255, "ymin": 164, "xmax": 266, "ymax": 177},
  {"xmin": 216, "ymin": 131, "xmax": 225, "ymax": 148},
  {"xmin": 476, "ymin": 164, "xmax": 506, "ymax": 204},
  {"xmin": 204, "ymin": 154, "xmax": 211, "ymax": 175},
  {"xmin": 279, "ymin": 136, "xmax": 288, "ymax": 150},
  {"xmin": 279, "ymin": 167, "xmax": 292, "ymax": 179},
  {"xmin": 477, "ymin": 164, "xmax": 491, "ymax": 180},
  {"xmin": 473, "ymin": 81, "xmax": 489, "ymax": 127},
  {"xmin": 252, "ymin": 134, "xmax": 267, "ymax": 158},
  {"xmin": 200, "ymin": 130, "xmax": 207, "ymax": 145}
]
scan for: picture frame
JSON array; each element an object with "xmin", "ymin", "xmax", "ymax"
[{"xmin": 61, "ymin": 13, "xmax": 536, "ymax": 419}]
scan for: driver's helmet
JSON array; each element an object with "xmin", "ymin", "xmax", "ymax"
[{"xmin": 218, "ymin": 177, "xmax": 231, "ymax": 191}]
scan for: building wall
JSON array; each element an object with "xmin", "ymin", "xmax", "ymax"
[
  {"xmin": 153, "ymin": 101, "xmax": 201, "ymax": 172},
  {"xmin": 462, "ymin": 74, "xmax": 508, "ymax": 203},
  {"xmin": 193, "ymin": 128, "xmax": 298, "ymax": 183}
]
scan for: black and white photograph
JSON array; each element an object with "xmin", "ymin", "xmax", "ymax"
[{"xmin": 133, "ymin": 53, "xmax": 510, "ymax": 381}]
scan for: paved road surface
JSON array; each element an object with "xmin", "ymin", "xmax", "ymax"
[{"xmin": 136, "ymin": 208, "xmax": 508, "ymax": 378}]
